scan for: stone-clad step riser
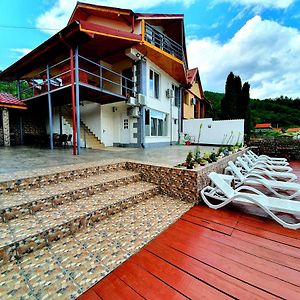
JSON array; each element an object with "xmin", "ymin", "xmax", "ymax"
[
  {"xmin": 1, "ymin": 173, "xmax": 141, "ymax": 222},
  {"xmin": 0, "ymin": 187, "xmax": 159, "ymax": 266},
  {"xmin": 0, "ymin": 162, "xmax": 126, "ymax": 194}
]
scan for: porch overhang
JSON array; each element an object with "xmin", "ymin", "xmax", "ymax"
[{"xmin": 0, "ymin": 21, "xmax": 141, "ymax": 82}]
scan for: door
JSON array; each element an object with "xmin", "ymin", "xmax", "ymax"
[
  {"xmin": 101, "ymin": 106, "xmax": 114, "ymax": 146},
  {"xmin": 120, "ymin": 113, "xmax": 130, "ymax": 144}
]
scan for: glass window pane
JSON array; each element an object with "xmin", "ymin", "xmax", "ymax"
[
  {"xmin": 149, "ymin": 70, "xmax": 154, "ymax": 98},
  {"xmin": 151, "ymin": 117, "xmax": 157, "ymax": 136},
  {"xmin": 158, "ymin": 119, "xmax": 163, "ymax": 136},
  {"xmin": 154, "ymin": 72, "xmax": 159, "ymax": 99}
]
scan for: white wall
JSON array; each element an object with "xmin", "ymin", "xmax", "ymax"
[
  {"xmin": 183, "ymin": 118, "xmax": 244, "ymax": 145},
  {"xmin": 80, "ymin": 102, "xmax": 101, "ymax": 139},
  {"xmin": 145, "ymin": 58, "xmax": 179, "ymax": 144}
]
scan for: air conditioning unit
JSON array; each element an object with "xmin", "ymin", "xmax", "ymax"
[
  {"xmin": 192, "ymin": 98, "xmax": 197, "ymax": 105},
  {"xmin": 137, "ymin": 93, "xmax": 146, "ymax": 106},
  {"xmin": 166, "ymin": 88, "xmax": 174, "ymax": 99},
  {"xmin": 128, "ymin": 107, "xmax": 140, "ymax": 118},
  {"xmin": 126, "ymin": 96, "xmax": 137, "ymax": 106},
  {"xmin": 125, "ymin": 48, "xmax": 143, "ymax": 61}
]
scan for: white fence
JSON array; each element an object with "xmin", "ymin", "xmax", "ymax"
[{"xmin": 183, "ymin": 118, "xmax": 244, "ymax": 145}]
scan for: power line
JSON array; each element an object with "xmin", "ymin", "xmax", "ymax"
[{"xmin": 0, "ymin": 24, "xmax": 59, "ymax": 31}]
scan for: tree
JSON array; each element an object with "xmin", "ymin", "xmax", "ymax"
[
  {"xmin": 240, "ymin": 82, "xmax": 251, "ymax": 136},
  {"xmin": 221, "ymin": 72, "xmax": 236, "ymax": 119}
]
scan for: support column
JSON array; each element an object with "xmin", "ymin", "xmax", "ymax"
[
  {"xmin": 17, "ymin": 80, "xmax": 21, "ymax": 100},
  {"xmin": 2, "ymin": 108, "xmax": 10, "ymax": 146},
  {"xmin": 75, "ymin": 46, "xmax": 81, "ymax": 155},
  {"xmin": 17, "ymin": 80, "xmax": 24, "ymax": 144},
  {"xmin": 178, "ymin": 87, "xmax": 183, "ymax": 143},
  {"xmin": 46, "ymin": 64, "xmax": 54, "ymax": 149},
  {"xmin": 136, "ymin": 59, "xmax": 147, "ymax": 147},
  {"xmin": 59, "ymin": 106, "xmax": 63, "ymax": 135}
]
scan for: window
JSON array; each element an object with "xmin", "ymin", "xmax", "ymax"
[
  {"xmin": 184, "ymin": 92, "xmax": 189, "ymax": 105},
  {"xmin": 149, "ymin": 69, "xmax": 160, "ymax": 99},
  {"xmin": 172, "ymin": 84, "xmax": 180, "ymax": 107},
  {"xmin": 146, "ymin": 109, "xmax": 168, "ymax": 136}
]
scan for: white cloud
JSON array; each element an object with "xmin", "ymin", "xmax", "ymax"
[
  {"xmin": 36, "ymin": 0, "xmax": 195, "ymax": 34},
  {"xmin": 11, "ymin": 48, "xmax": 32, "ymax": 59},
  {"xmin": 213, "ymin": 0, "xmax": 295, "ymax": 10},
  {"xmin": 187, "ymin": 16, "xmax": 300, "ymax": 99}
]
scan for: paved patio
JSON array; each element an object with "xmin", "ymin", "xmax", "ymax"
[{"xmin": 0, "ymin": 145, "xmax": 217, "ymax": 174}]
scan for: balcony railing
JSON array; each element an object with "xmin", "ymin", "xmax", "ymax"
[
  {"xmin": 145, "ymin": 23, "xmax": 184, "ymax": 61},
  {"xmin": 20, "ymin": 54, "xmax": 134, "ymax": 100}
]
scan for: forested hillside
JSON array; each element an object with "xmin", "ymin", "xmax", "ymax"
[{"xmin": 205, "ymin": 91, "xmax": 300, "ymax": 129}]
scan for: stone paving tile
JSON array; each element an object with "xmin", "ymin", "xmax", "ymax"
[
  {"xmin": 0, "ymin": 195, "xmax": 193, "ymax": 299},
  {"xmin": 0, "ymin": 159, "xmax": 127, "ymax": 183},
  {"xmin": 0, "ymin": 170, "xmax": 138, "ymax": 210},
  {"xmin": 2, "ymin": 182, "xmax": 157, "ymax": 248}
]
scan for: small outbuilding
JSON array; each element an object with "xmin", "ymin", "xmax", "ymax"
[{"xmin": 0, "ymin": 92, "xmax": 27, "ymax": 146}]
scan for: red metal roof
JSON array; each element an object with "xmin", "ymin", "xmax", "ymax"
[
  {"xmin": 255, "ymin": 123, "xmax": 272, "ymax": 129},
  {"xmin": 0, "ymin": 93, "xmax": 27, "ymax": 109},
  {"xmin": 187, "ymin": 68, "xmax": 198, "ymax": 85},
  {"xmin": 286, "ymin": 127, "xmax": 300, "ymax": 133}
]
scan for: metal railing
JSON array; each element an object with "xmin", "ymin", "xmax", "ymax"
[
  {"xmin": 145, "ymin": 23, "xmax": 183, "ymax": 61},
  {"xmin": 19, "ymin": 54, "xmax": 135, "ymax": 100}
]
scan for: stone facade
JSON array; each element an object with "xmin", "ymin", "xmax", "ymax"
[
  {"xmin": 2, "ymin": 108, "xmax": 10, "ymax": 146},
  {"xmin": 126, "ymin": 148, "xmax": 248, "ymax": 204},
  {"xmin": 0, "ymin": 110, "xmax": 3, "ymax": 146}
]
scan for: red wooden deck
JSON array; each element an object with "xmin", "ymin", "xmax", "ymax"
[{"xmin": 78, "ymin": 161, "xmax": 300, "ymax": 300}]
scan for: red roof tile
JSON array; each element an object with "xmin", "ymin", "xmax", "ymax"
[
  {"xmin": 0, "ymin": 93, "xmax": 27, "ymax": 109},
  {"xmin": 255, "ymin": 123, "xmax": 272, "ymax": 129}
]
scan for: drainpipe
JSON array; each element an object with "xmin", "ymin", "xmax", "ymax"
[
  {"xmin": 16, "ymin": 80, "xmax": 24, "ymax": 145},
  {"xmin": 60, "ymin": 34, "xmax": 77, "ymax": 155}
]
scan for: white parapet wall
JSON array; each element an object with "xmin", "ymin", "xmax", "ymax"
[{"xmin": 183, "ymin": 118, "xmax": 244, "ymax": 145}]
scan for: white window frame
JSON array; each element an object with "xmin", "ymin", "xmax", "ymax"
[{"xmin": 149, "ymin": 68, "xmax": 160, "ymax": 100}]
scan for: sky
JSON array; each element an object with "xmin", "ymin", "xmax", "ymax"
[{"xmin": 0, "ymin": 0, "xmax": 299, "ymax": 99}]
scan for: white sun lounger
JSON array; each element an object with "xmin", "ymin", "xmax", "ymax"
[
  {"xmin": 237, "ymin": 157, "xmax": 297, "ymax": 182},
  {"xmin": 247, "ymin": 151, "xmax": 289, "ymax": 166},
  {"xmin": 200, "ymin": 172, "xmax": 300, "ymax": 229},
  {"xmin": 248, "ymin": 149, "xmax": 287, "ymax": 162},
  {"xmin": 243, "ymin": 154, "xmax": 293, "ymax": 173},
  {"xmin": 226, "ymin": 161, "xmax": 300, "ymax": 200}
]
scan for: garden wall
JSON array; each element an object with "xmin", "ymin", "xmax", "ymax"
[
  {"xmin": 249, "ymin": 138, "xmax": 300, "ymax": 160},
  {"xmin": 126, "ymin": 148, "xmax": 248, "ymax": 204},
  {"xmin": 183, "ymin": 118, "xmax": 244, "ymax": 145}
]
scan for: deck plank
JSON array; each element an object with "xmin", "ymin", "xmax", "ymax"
[
  {"xmin": 151, "ymin": 232, "xmax": 300, "ymax": 299},
  {"xmin": 234, "ymin": 222, "xmax": 300, "ymax": 248},
  {"xmin": 181, "ymin": 213, "xmax": 234, "ymax": 235},
  {"xmin": 145, "ymin": 240, "xmax": 277, "ymax": 300},
  {"xmin": 113, "ymin": 259, "xmax": 187, "ymax": 300},
  {"xmin": 175, "ymin": 219, "xmax": 300, "ymax": 271},
  {"xmin": 163, "ymin": 222, "xmax": 300, "ymax": 286},
  {"xmin": 130, "ymin": 249, "xmax": 231, "ymax": 299},
  {"xmin": 92, "ymin": 273, "xmax": 143, "ymax": 300}
]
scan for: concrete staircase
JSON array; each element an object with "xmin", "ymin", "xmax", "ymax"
[
  {"xmin": 0, "ymin": 161, "xmax": 193, "ymax": 299},
  {"xmin": 61, "ymin": 106, "xmax": 105, "ymax": 150}
]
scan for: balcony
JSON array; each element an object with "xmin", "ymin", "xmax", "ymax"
[
  {"xmin": 144, "ymin": 23, "xmax": 184, "ymax": 61},
  {"xmin": 19, "ymin": 54, "xmax": 134, "ymax": 103}
]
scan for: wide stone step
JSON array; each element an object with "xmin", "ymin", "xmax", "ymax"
[
  {"xmin": 0, "ymin": 160, "xmax": 126, "ymax": 194},
  {"xmin": 0, "ymin": 181, "xmax": 159, "ymax": 266},
  {"xmin": 0, "ymin": 195, "xmax": 193, "ymax": 299},
  {"xmin": 0, "ymin": 170, "xmax": 140, "ymax": 222}
]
